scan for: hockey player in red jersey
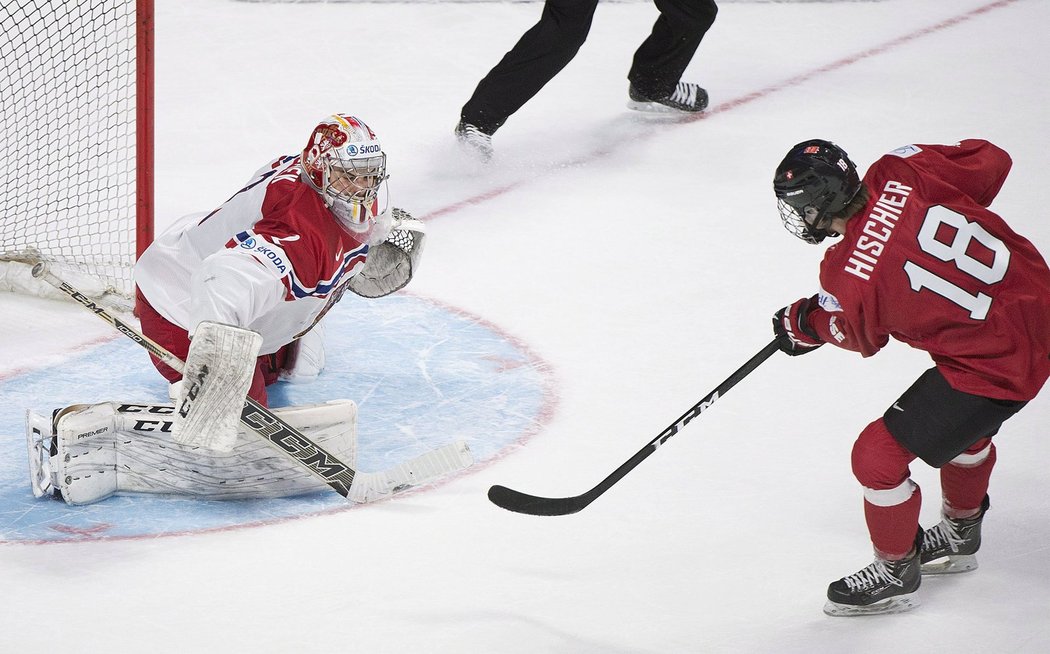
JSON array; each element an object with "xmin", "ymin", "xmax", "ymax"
[
  {"xmin": 134, "ymin": 114, "xmax": 425, "ymax": 449},
  {"xmin": 771, "ymin": 139, "xmax": 1050, "ymax": 616}
]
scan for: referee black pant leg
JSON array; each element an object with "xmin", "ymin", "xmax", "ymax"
[
  {"xmin": 460, "ymin": 0, "xmax": 601, "ymax": 133},
  {"xmin": 628, "ymin": 0, "xmax": 718, "ymax": 98}
]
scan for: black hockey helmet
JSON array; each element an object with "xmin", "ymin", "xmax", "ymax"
[{"xmin": 773, "ymin": 139, "xmax": 861, "ymax": 244}]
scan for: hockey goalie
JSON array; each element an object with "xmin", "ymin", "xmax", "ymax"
[
  {"xmin": 132, "ymin": 114, "xmax": 425, "ymax": 452},
  {"xmin": 24, "ymin": 113, "xmax": 473, "ymax": 505}
]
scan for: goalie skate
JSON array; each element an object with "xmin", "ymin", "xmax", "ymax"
[{"xmin": 26, "ymin": 408, "xmax": 59, "ymax": 499}]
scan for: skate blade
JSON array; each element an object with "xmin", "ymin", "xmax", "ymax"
[
  {"xmin": 625, "ymin": 100, "xmax": 700, "ymax": 116},
  {"xmin": 823, "ymin": 593, "xmax": 920, "ymax": 617},
  {"xmin": 921, "ymin": 554, "xmax": 978, "ymax": 575}
]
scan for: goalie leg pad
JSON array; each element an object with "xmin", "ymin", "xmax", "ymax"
[
  {"xmin": 49, "ymin": 403, "xmax": 124, "ymax": 505},
  {"xmin": 118, "ymin": 400, "xmax": 358, "ymax": 499},
  {"xmin": 174, "ymin": 321, "xmax": 263, "ymax": 452},
  {"xmin": 34, "ymin": 400, "xmax": 358, "ymax": 505}
]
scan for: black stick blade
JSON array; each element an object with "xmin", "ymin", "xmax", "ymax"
[
  {"xmin": 487, "ymin": 484, "xmax": 591, "ymax": 516},
  {"xmin": 487, "ymin": 342, "xmax": 780, "ymax": 517}
]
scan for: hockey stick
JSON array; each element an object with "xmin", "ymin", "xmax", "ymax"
[
  {"xmin": 32, "ymin": 263, "xmax": 472, "ymax": 501},
  {"xmin": 488, "ymin": 339, "xmax": 781, "ymax": 516}
]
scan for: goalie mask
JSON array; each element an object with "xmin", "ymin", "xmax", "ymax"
[
  {"xmin": 773, "ymin": 139, "xmax": 861, "ymax": 244},
  {"xmin": 302, "ymin": 114, "xmax": 389, "ymax": 235}
]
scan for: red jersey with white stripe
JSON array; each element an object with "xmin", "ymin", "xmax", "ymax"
[
  {"xmin": 135, "ymin": 155, "xmax": 374, "ymax": 354},
  {"xmin": 807, "ymin": 140, "xmax": 1050, "ymax": 401}
]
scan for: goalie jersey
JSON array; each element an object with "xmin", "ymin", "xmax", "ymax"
[
  {"xmin": 136, "ymin": 155, "xmax": 381, "ymax": 353},
  {"xmin": 806, "ymin": 140, "xmax": 1050, "ymax": 401}
]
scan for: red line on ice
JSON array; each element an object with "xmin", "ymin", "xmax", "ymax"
[{"xmin": 421, "ymin": 0, "xmax": 1017, "ymax": 221}]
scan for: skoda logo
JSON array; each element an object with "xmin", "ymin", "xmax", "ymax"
[
  {"xmin": 240, "ymin": 237, "xmax": 256, "ymax": 249},
  {"xmin": 346, "ymin": 144, "xmax": 359, "ymax": 155}
]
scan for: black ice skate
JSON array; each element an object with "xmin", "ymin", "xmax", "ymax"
[
  {"xmin": 824, "ymin": 533, "xmax": 922, "ymax": 616},
  {"xmin": 454, "ymin": 121, "xmax": 493, "ymax": 162},
  {"xmin": 627, "ymin": 82, "xmax": 709, "ymax": 114},
  {"xmin": 920, "ymin": 494, "xmax": 990, "ymax": 575}
]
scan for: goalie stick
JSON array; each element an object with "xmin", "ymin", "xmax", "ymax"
[
  {"xmin": 488, "ymin": 339, "xmax": 780, "ymax": 516},
  {"xmin": 32, "ymin": 262, "xmax": 472, "ymax": 501}
]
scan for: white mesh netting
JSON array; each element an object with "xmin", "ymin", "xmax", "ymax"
[{"xmin": 1, "ymin": 0, "xmax": 140, "ymax": 302}]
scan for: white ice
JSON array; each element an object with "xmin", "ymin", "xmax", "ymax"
[{"xmin": 2, "ymin": 0, "xmax": 1049, "ymax": 651}]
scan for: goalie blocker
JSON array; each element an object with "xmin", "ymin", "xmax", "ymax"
[{"xmin": 173, "ymin": 320, "xmax": 263, "ymax": 452}]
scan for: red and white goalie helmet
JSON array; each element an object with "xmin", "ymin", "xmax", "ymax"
[{"xmin": 301, "ymin": 114, "xmax": 389, "ymax": 234}]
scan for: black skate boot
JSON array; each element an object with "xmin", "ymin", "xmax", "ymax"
[
  {"xmin": 824, "ymin": 530, "xmax": 922, "ymax": 616},
  {"xmin": 920, "ymin": 494, "xmax": 990, "ymax": 575},
  {"xmin": 454, "ymin": 121, "xmax": 493, "ymax": 162},
  {"xmin": 627, "ymin": 82, "xmax": 709, "ymax": 114}
]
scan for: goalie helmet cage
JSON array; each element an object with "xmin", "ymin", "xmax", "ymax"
[{"xmin": 0, "ymin": 0, "xmax": 154, "ymax": 307}]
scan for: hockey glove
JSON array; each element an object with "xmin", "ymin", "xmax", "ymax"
[{"xmin": 773, "ymin": 296, "xmax": 824, "ymax": 356}]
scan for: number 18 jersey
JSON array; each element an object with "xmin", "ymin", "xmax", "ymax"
[{"xmin": 809, "ymin": 139, "xmax": 1050, "ymax": 401}]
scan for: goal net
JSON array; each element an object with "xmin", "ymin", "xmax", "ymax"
[{"xmin": 0, "ymin": 0, "xmax": 153, "ymax": 307}]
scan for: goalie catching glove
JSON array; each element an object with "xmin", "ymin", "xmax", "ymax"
[
  {"xmin": 348, "ymin": 207, "xmax": 427, "ymax": 298},
  {"xmin": 773, "ymin": 295, "xmax": 824, "ymax": 356}
]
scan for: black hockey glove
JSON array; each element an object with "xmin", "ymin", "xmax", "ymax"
[{"xmin": 772, "ymin": 296, "xmax": 824, "ymax": 356}]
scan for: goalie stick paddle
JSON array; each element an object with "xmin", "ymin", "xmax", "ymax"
[
  {"xmin": 32, "ymin": 263, "xmax": 471, "ymax": 500},
  {"xmin": 487, "ymin": 339, "xmax": 781, "ymax": 516}
]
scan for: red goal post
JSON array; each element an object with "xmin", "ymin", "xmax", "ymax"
[{"xmin": 0, "ymin": 0, "xmax": 154, "ymax": 309}]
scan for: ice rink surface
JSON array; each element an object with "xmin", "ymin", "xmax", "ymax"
[{"xmin": 2, "ymin": 0, "xmax": 1049, "ymax": 651}]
